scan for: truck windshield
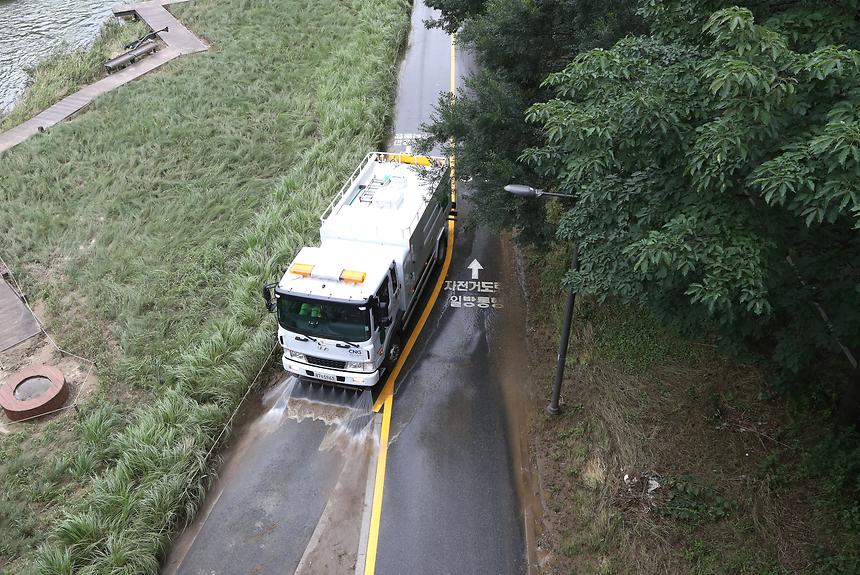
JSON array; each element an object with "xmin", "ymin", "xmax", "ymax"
[{"xmin": 277, "ymin": 295, "xmax": 371, "ymax": 342}]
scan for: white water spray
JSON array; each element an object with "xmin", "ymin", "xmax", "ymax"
[
  {"xmin": 260, "ymin": 375, "xmax": 298, "ymax": 430},
  {"xmin": 258, "ymin": 377, "xmax": 377, "ymax": 451}
]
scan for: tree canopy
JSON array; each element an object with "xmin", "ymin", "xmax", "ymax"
[
  {"xmin": 424, "ymin": 0, "xmax": 644, "ymax": 243},
  {"xmin": 428, "ymin": 0, "xmax": 859, "ymax": 383},
  {"xmin": 523, "ymin": 1, "xmax": 859, "ymax": 381}
]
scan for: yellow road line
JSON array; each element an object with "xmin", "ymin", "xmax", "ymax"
[
  {"xmin": 363, "ymin": 32, "xmax": 458, "ymax": 575},
  {"xmin": 363, "ymin": 392, "xmax": 392, "ymax": 575},
  {"xmin": 370, "ymin": 216, "xmax": 455, "ymax": 413},
  {"xmin": 363, "ymin": 216, "xmax": 453, "ymax": 575},
  {"xmin": 449, "ymin": 34, "xmax": 457, "ymax": 205},
  {"xmin": 450, "ymin": 34, "xmax": 456, "ymax": 99}
]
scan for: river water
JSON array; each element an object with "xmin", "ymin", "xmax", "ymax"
[{"xmin": 0, "ymin": 0, "xmax": 117, "ymax": 113}]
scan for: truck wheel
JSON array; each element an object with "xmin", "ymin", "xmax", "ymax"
[
  {"xmin": 385, "ymin": 327, "xmax": 404, "ymax": 370},
  {"xmin": 436, "ymin": 230, "xmax": 448, "ymax": 264},
  {"xmin": 382, "ymin": 342, "xmax": 402, "ymax": 376},
  {"xmin": 388, "ymin": 343, "xmax": 402, "ymax": 364}
]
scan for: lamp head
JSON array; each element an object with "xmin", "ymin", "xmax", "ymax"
[{"xmin": 504, "ymin": 184, "xmax": 542, "ymax": 198}]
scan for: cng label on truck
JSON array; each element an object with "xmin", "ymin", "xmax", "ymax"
[{"xmin": 445, "ymin": 261, "xmax": 503, "ymax": 309}]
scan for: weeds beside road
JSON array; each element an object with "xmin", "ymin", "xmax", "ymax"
[
  {"xmin": 0, "ymin": 0, "xmax": 410, "ymax": 572},
  {"xmin": 523, "ymin": 247, "xmax": 859, "ymax": 574}
]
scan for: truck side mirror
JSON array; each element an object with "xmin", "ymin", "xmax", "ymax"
[{"xmin": 262, "ymin": 283, "xmax": 277, "ymax": 313}]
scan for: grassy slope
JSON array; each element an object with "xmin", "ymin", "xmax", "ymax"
[
  {"xmin": 0, "ymin": 0, "xmax": 409, "ymax": 572},
  {"xmin": 523, "ymin": 246, "xmax": 858, "ymax": 575},
  {"xmin": 0, "ymin": 18, "xmax": 149, "ymax": 131}
]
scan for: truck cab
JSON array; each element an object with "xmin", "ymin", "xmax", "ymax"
[
  {"xmin": 271, "ymin": 248, "xmax": 401, "ymax": 386},
  {"xmin": 263, "ymin": 153, "xmax": 450, "ymax": 386}
]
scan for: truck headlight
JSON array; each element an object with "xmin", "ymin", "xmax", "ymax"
[
  {"xmin": 288, "ymin": 350, "xmax": 306, "ymax": 362},
  {"xmin": 347, "ymin": 361, "xmax": 374, "ymax": 372}
]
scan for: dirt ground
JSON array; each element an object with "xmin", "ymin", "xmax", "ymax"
[
  {"xmin": 0, "ymin": 328, "xmax": 97, "ymax": 430},
  {"xmin": 0, "ymin": 265, "xmax": 98, "ymax": 427},
  {"xmin": 516, "ymin": 251, "xmax": 855, "ymax": 574}
]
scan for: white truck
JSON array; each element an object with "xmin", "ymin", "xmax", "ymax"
[{"xmin": 262, "ymin": 152, "xmax": 451, "ymax": 387}]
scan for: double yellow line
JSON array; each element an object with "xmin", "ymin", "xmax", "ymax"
[{"xmin": 363, "ymin": 33, "xmax": 457, "ymax": 575}]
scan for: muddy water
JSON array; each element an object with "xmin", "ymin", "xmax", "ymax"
[
  {"xmin": 495, "ymin": 235, "xmax": 548, "ymax": 572},
  {"xmin": 0, "ymin": 0, "xmax": 118, "ymax": 113}
]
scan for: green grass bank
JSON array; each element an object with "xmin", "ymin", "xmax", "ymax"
[
  {"xmin": 0, "ymin": 18, "xmax": 148, "ymax": 131},
  {"xmin": 0, "ymin": 0, "xmax": 410, "ymax": 572}
]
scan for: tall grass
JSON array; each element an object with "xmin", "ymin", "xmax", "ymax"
[
  {"xmin": 0, "ymin": 0, "xmax": 410, "ymax": 572},
  {"xmin": 527, "ymin": 256, "xmax": 858, "ymax": 573},
  {"xmin": 0, "ymin": 18, "xmax": 149, "ymax": 131}
]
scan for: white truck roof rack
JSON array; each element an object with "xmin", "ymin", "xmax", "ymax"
[{"xmin": 319, "ymin": 152, "xmax": 447, "ymax": 224}]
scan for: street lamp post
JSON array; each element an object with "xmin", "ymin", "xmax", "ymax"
[
  {"xmin": 504, "ymin": 184, "xmax": 578, "ymax": 416},
  {"xmin": 503, "ymin": 184, "xmax": 572, "ymax": 199}
]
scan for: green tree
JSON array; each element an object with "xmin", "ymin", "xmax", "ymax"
[
  {"xmin": 424, "ymin": 0, "xmax": 644, "ymax": 243},
  {"xmin": 522, "ymin": 1, "xmax": 860, "ymax": 382}
]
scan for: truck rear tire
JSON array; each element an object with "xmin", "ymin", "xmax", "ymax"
[
  {"xmin": 436, "ymin": 230, "xmax": 448, "ymax": 265},
  {"xmin": 388, "ymin": 342, "xmax": 402, "ymax": 364}
]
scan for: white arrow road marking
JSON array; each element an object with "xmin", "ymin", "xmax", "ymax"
[{"xmin": 467, "ymin": 259, "xmax": 483, "ymax": 280}]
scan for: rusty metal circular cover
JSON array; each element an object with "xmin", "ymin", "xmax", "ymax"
[{"xmin": 0, "ymin": 365, "xmax": 67, "ymax": 422}]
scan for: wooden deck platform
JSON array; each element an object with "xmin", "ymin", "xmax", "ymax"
[
  {"xmin": 0, "ymin": 0, "xmax": 207, "ymax": 154},
  {"xmin": 0, "ymin": 279, "xmax": 39, "ymax": 352},
  {"xmin": 114, "ymin": 0, "xmax": 207, "ymax": 55}
]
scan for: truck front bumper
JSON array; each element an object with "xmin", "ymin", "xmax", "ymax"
[{"xmin": 282, "ymin": 355, "xmax": 381, "ymax": 387}]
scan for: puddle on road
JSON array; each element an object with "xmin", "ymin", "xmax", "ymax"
[{"xmin": 163, "ymin": 374, "xmax": 378, "ymax": 575}]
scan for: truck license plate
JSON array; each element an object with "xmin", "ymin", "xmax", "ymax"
[{"xmin": 314, "ymin": 372, "xmax": 338, "ymax": 382}]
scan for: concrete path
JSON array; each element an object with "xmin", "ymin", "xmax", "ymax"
[
  {"xmin": 113, "ymin": 0, "xmax": 207, "ymax": 55},
  {"xmin": 0, "ymin": 279, "xmax": 39, "ymax": 352},
  {"xmin": 0, "ymin": 0, "xmax": 206, "ymax": 154}
]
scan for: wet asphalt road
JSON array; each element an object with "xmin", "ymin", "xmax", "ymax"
[
  {"xmin": 388, "ymin": 1, "xmax": 454, "ymax": 156},
  {"xmin": 164, "ymin": 2, "xmax": 534, "ymax": 574},
  {"xmin": 176, "ymin": 422, "xmax": 339, "ymax": 574},
  {"xmin": 162, "ymin": 380, "xmax": 352, "ymax": 575},
  {"xmin": 375, "ymin": 202, "xmax": 531, "ymax": 574},
  {"xmin": 376, "ymin": 4, "xmax": 531, "ymax": 572}
]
